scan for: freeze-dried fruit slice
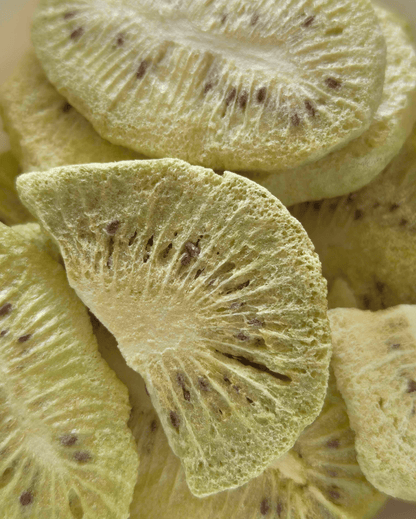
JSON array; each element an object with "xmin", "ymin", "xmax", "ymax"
[
  {"xmin": 291, "ymin": 125, "xmax": 416, "ymax": 310},
  {"xmin": 13, "ymin": 222, "xmax": 61, "ymax": 263},
  {"xmin": 0, "ymin": 51, "xmax": 143, "ymax": 172},
  {"xmin": 17, "ymin": 159, "xmax": 331, "ymax": 496},
  {"xmin": 0, "ymin": 151, "xmax": 32, "ymax": 224},
  {"xmin": 0, "ymin": 224, "xmax": 138, "ymax": 518},
  {"xmin": 244, "ymin": 3, "xmax": 416, "ymax": 205},
  {"xmin": 32, "ymin": 0, "xmax": 386, "ymax": 173},
  {"xmin": 96, "ymin": 330, "xmax": 386, "ymax": 519},
  {"xmin": 330, "ymin": 306, "xmax": 416, "ymax": 501}
]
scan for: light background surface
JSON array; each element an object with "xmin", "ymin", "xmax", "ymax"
[{"xmin": 1, "ymin": 0, "xmax": 416, "ymax": 517}]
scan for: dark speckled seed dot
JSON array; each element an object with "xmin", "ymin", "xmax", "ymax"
[
  {"xmin": 70, "ymin": 27, "xmax": 84, "ymax": 40},
  {"xmin": 62, "ymin": 102, "xmax": 72, "ymax": 113},
  {"xmin": 170, "ymin": 411, "xmax": 180, "ymax": 430},
  {"xmin": 256, "ymin": 87, "xmax": 267, "ymax": 103},
  {"xmin": 204, "ymin": 82, "xmax": 213, "ymax": 94},
  {"xmin": 302, "ymin": 15, "xmax": 315, "ymax": 27},
  {"xmin": 305, "ymin": 100, "xmax": 316, "ymax": 117},
  {"xmin": 276, "ymin": 502, "xmax": 283, "ymax": 516},
  {"xmin": 328, "ymin": 488, "xmax": 341, "ymax": 500},
  {"xmin": 0, "ymin": 303, "xmax": 12, "ymax": 317},
  {"xmin": 248, "ymin": 318, "xmax": 264, "ymax": 327},
  {"xmin": 136, "ymin": 60, "xmax": 148, "ymax": 80},
  {"xmin": 251, "ymin": 13, "xmax": 259, "ymax": 26},
  {"xmin": 150, "ymin": 420, "xmax": 158, "ymax": 432},
  {"xmin": 325, "ymin": 77, "xmax": 342, "ymax": 89},
  {"xmin": 390, "ymin": 203, "xmax": 401, "ymax": 212},
  {"xmin": 246, "ymin": 396, "xmax": 253, "ymax": 404},
  {"xmin": 64, "ymin": 11, "xmax": 77, "ymax": 20},
  {"xmin": 260, "ymin": 498, "xmax": 269, "ymax": 515},
  {"xmin": 326, "ymin": 439, "xmax": 340, "ymax": 449},
  {"xmin": 313, "ymin": 201, "xmax": 323, "ymax": 211},
  {"xmin": 18, "ymin": 334, "xmax": 32, "ymax": 343},
  {"xmin": 235, "ymin": 332, "xmax": 250, "ymax": 341},
  {"xmin": 60, "ymin": 434, "xmax": 78, "ymax": 447},
  {"xmin": 181, "ymin": 253, "xmax": 191, "ymax": 266},
  {"xmin": 347, "ymin": 193, "xmax": 357, "ymax": 203},
  {"xmin": 0, "ymin": 330, "xmax": 8, "ymax": 337},
  {"xmin": 291, "ymin": 113, "xmax": 300, "ymax": 127},
  {"xmin": 354, "ymin": 209, "xmax": 363, "ymax": 221},
  {"xmin": 407, "ymin": 380, "xmax": 416, "ymax": 393},
  {"xmin": 198, "ymin": 377, "xmax": 210, "ymax": 391},
  {"xmin": 400, "ymin": 218, "xmax": 409, "ymax": 227},
  {"xmin": 20, "ymin": 491, "xmax": 33, "ymax": 506},
  {"xmin": 225, "ymin": 88, "xmax": 237, "ymax": 106},
  {"xmin": 238, "ymin": 91, "xmax": 248, "ymax": 109},
  {"xmin": 185, "ymin": 242, "xmax": 200, "ymax": 258},
  {"xmin": 106, "ymin": 220, "xmax": 120, "ymax": 235},
  {"xmin": 221, "ymin": 13, "xmax": 227, "ymax": 25},
  {"xmin": 391, "ymin": 343, "xmax": 401, "ymax": 349},
  {"xmin": 74, "ymin": 451, "xmax": 91, "ymax": 463},
  {"xmin": 116, "ymin": 33, "xmax": 124, "ymax": 46},
  {"xmin": 237, "ymin": 280, "xmax": 250, "ymax": 290}
]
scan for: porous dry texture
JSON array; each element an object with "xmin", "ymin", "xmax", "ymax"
[
  {"xmin": 17, "ymin": 159, "xmax": 331, "ymax": 497},
  {"xmin": 0, "ymin": 151, "xmax": 32, "ymax": 225},
  {"xmin": 291, "ymin": 125, "xmax": 416, "ymax": 311},
  {"xmin": 32, "ymin": 0, "xmax": 385, "ymax": 175},
  {"xmin": 0, "ymin": 224, "xmax": 139, "ymax": 518},
  {"xmin": 12, "ymin": 222, "xmax": 61, "ymax": 264},
  {"xmin": 330, "ymin": 306, "xmax": 416, "ymax": 501},
  {"xmin": 0, "ymin": 51, "xmax": 143, "ymax": 172},
  {"xmin": 96, "ymin": 330, "xmax": 386, "ymax": 519},
  {"xmin": 244, "ymin": 4, "xmax": 416, "ymax": 205}
]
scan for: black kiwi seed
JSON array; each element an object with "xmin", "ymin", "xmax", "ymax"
[
  {"xmin": 0, "ymin": 303, "xmax": 12, "ymax": 316},
  {"xmin": 19, "ymin": 491, "xmax": 33, "ymax": 506},
  {"xmin": 260, "ymin": 498, "xmax": 269, "ymax": 515}
]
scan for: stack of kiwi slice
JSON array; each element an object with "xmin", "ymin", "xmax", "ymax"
[{"xmin": 0, "ymin": 0, "xmax": 416, "ymax": 517}]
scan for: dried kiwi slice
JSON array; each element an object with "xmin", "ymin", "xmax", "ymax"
[
  {"xmin": 244, "ymin": 4, "xmax": 416, "ymax": 206},
  {"xmin": 330, "ymin": 306, "xmax": 416, "ymax": 501},
  {"xmin": 0, "ymin": 224, "xmax": 138, "ymax": 518},
  {"xmin": 96, "ymin": 330, "xmax": 386, "ymax": 519},
  {"xmin": 291, "ymin": 125, "xmax": 416, "ymax": 311},
  {"xmin": 32, "ymin": 0, "xmax": 385, "ymax": 174},
  {"xmin": 0, "ymin": 51, "xmax": 143, "ymax": 172},
  {"xmin": 17, "ymin": 159, "xmax": 331, "ymax": 496},
  {"xmin": 0, "ymin": 151, "xmax": 32, "ymax": 224}
]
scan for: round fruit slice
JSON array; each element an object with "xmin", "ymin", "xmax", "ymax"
[
  {"xmin": 32, "ymin": 0, "xmax": 385, "ymax": 174},
  {"xmin": 0, "ymin": 51, "xmax": 143, "ymax": 172},
  {"xmin": 0, "ymin": 223, "xmax": 138, "ymax": 518},
  {"xmin": 0, "ymin": 151, "xmax": 32, "ymax": 224},
  {"xmin": 291, "ymin": 125, "xmax": 416, "ymax": 311},
  {"xmin": 97, "ymin": 329, "xmax": 386, "ymax": 519},
  {"xmin": 17, "ymin": 159, "xmax": 331, "ymax": 497},
  {"xmin": 243, "ymin": 4, "xmax": 416, "ymax": 206},
  {"xmin": 330, "ymin": 305, "xmax": 416, "ymax": 501}
]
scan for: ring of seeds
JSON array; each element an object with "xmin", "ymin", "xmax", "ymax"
[
  {"xmin": 96, "ymin": 329, "xmax": 386, "ymax": 519},
  {"xmin": 0, "ymin": 224, "xmax": 138, "ymax": 518},
  {"xmin": 17, "ymin": 158, "xmax": 331, "ymax": 497},
  {"xmin": 32, "ymin": 0, "xmax": 385, "ymax": 173},
  {"xmin": 291, "ymin": 124, "xmax": 416, "ymax": 311},
  {"xmin": 243, "ymin": 4, "xmax": 416, "ymax": 206},
  {"xmin": 330, "ymin": 305, "xmax": 416, "ymax": 501}
]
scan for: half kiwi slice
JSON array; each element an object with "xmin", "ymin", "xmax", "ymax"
[
  {"xmin": 17, "ymin": 159, "xmax": 331, "ymax": 496},
  {"xmin": 0, "ymin": 151, "xmax": 32, "ymax": 225},
  {"xmin": 32, "ymin": 0, "xmax": 385, "ymax": 174},
  {"xmin": 0, "ymin": 51, "xmax": 143, "ymax": 172},
  {"xmin": 243, "ymin": 3, "xmax": 416, "ymax": 206},
  {"xmin": 97, "ymin": 330, "xmax": 386, "ymax": 519},
  {"xmin": 0, "ymin": 223, "xmax": 139, "ymax": 518},
  {"xmin": 291, "ymin": 124, "xmax": 416, "ymax": 311},
  {"xmin": 330, "ymin": 305, "xmax": 416, "ymax": 501}
]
